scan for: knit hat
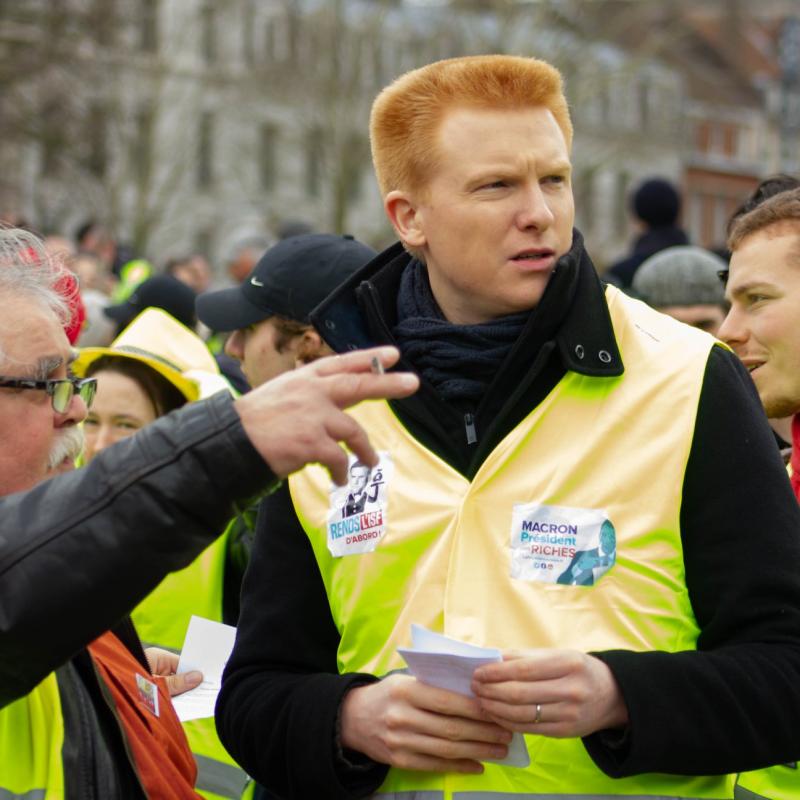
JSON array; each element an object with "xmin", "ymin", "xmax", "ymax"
[
  {"xmin": 632, "ymin": 178, "xmax": 681, "ymax": 227},
  {"xmin": 632, "ymin": 246, "xmax": 727, "ymax": 308}
]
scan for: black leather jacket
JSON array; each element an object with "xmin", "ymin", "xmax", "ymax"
[{"xmin": 0, "ymin": 390, "xmax": 273, "ymax": 708}]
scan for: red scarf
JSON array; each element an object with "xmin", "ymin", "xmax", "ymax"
[{"xmin": 792, "ymin": 414, "xmax": 800, "ymax": 504}]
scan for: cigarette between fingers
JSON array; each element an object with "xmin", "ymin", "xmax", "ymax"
[{"xmin": 370, "ymin": 356, "xmax": 385, "ymax": 375}]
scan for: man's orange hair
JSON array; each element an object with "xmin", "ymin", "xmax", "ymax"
[{"xmin": 369, "ymin": 54, "xmax": 573, "ymax": 198}]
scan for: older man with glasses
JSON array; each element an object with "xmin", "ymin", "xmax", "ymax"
[{"xmin": 0, "ymin": 227, "xmax": 419, "ymax": 799}]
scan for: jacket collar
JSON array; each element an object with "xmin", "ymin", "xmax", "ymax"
[{"xmin": 310, "ymin": 229, "xmax": 623, "ymax": 378}]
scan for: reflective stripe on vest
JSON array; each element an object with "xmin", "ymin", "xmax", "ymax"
[
  {"xmin": 131, "ymin": 522, "xmax": 248, "ymax": 799},
  {"xmin": 735, "ymin": 762, "xmax": 800, "ymax": 800},
  {"xmin": 373, "ymin": 794, "xmax": 443, "ymax": 799},
  {"xmin": 0, "ymin": 673, "xmax": 65, "ymax": 798},
  {"xmin": 291, "ymin": 287, "xmax": 732, "ymax": 799},
  {"xmin": 194, "ymin": 753, "xmax": 250, "ymax": 798},
  {"xmin": 373, "ymin": 795, "xmax": 728, "ymax": 800}
]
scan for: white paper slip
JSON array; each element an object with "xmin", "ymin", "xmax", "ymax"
[
  {"xmin": 398, "ymin": 625, "xmax": 530, "ymax": 768},
  {"xmin": 171, "ymin": 615, "xmax": 237, "ymax": 723}
]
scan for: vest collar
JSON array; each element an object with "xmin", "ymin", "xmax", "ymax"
[{"xmin": 310, "ymin": 229, "xmax": 623, "ymax": 378}]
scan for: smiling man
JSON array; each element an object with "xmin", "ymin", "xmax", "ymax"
[
  {"xmin": 218, "ymin": 55, "xmax": 800, "ymax": 799},
  {"xmin": 720, "ymin": 188, "xmax": 800, "ymax": 501}
]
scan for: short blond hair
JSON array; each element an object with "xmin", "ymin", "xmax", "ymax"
[
  {"xmin": 369, "ymin": 54, "xmax": 573, "ymax": 198},
  {"xmin": 728, "ymin": 187, "xmax": 800, "ymax": 252}
]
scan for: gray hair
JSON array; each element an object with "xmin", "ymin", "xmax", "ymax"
[
  {"xmin": 0, "ymin": 227, "xmax": 72, "ymax": 364},
  {"xmin": 0, "ymin": 227, "xmax": 71, "ymax": 321}
]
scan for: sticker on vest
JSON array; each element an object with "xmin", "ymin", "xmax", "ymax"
[
  {"xmin": 327, "ymin": 453, "xmax": 393, "ymax": 557},
  {"xmin": 510, "ymin": 502, "xmax": 616, "ymax": 585},
  {"xmin": 135, "ymin": 673, "xmax": 160, "ymax": 717}
]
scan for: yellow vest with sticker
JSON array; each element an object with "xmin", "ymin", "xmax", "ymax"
[{"xmin": 290, "ymin": 287, "xmax": 734, "ymax": 799}]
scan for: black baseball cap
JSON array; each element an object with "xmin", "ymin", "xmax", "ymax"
[
  {"xmin": 196, "ymin": 233, "xmax": 376, "ymax": 332},
  {"xmin": 104, "ymin": 274, "xmax": 197, "ymax": 331}
]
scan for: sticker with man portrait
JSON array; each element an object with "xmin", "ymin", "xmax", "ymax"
[
  {"xmin": 326, "ymin": 453, "xmax": 393, "ymax": 557},
  {"xmin": 510, "ymin": 502, "xmax": 616, "ymax": 585}
]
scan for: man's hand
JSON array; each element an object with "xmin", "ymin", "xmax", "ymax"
[
  {"xmin": 339, "ymin": 674, "xmax": 512, "ymax": 774},
  {"xmin": 234, "ymin": 346, "xmax": 419, "ymax": 485},
  {"xmin": 471, "ymin": 650, "xmax": 629, "ymax": 737},
  {"xmin": 144, "ymin": 647, "xmax": 203, "ymax": 697}
]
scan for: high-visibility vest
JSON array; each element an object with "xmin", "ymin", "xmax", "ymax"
[
  {"xmin": 290, "ymin": 287, "xmax": 734, "ymax": 798},
  {"xmin": 0, "ymin": 633, "xmax": 199, "ymax": 799},
  {"xmin": 0, "ymin": 673, "xmax": 65, "ymax": 798},
  {"xmin": 735, "ymin": 764, "xmax": 799, "ymax": 799},
  {"xmin": 132, "ymin": 519, "xmax": 252, "ymax": 800}
]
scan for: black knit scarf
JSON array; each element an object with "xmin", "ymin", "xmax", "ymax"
[{"xmin": 392, "ymin": 261, "xmax": 532, "ymax": 407}]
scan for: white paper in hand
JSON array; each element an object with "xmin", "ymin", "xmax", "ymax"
[
  {"xmin": 398, "ymin": 624, "xmax": 530, "ymax": 768},
  {"xmin": 171, "ymin": 615, "xmax": 237, "ymax": 722}
]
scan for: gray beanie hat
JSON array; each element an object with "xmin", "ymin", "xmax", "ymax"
[{"xmin": 632, "ymin": 246, "xmax": 727, "ymax": 308}]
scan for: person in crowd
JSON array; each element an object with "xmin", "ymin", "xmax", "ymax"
[
  {"xmin": 719, "ymin": 187, "xmax": 800, "ymax": 504},
  {"xmin": 71, "ymin": 252, "xmax": 118, "ymax": 347},
  {"xmin": 74, "ymin": 307, "xmax": 248, "ymax": 799},
  {"xmin": 631, "ymin": 245, "xmax": 728, "ymax": 335},
  {"xmin": 168, "ymin": 254, "xmax": 214, "ymax": 295},
  {"xmin": 104, "ymin": 272, "xmax": 198, "ymax": 335},
  {"xmin": 728, "ymin": 174, "xmax": 800, "ymax": 239},
  {"xmin": 0, "ymin": 226, "xmax": 418, "ymax": 797},
  {"xmin": 722, "ymin": 175, "xmax": 800, "ymax": 451},
  {"xmin": 226, "ymin": 237, "xmax": 272, "ymax": 285},
  {"xmin": 197, "ymin": 233, "xmax": 377, "ymax": 389},
  {"xmin": 197, "ymin": 233, "xmax": 376, "ymax": 800},
  {"xmin": 605, "ymin": 177, "xmax": 689, "ymax": 289},
  {"xmin": 718, "ymin": 187, "xmax": 800, "ymax": 800},
  {"xmin": 75, "ymin": 219, "xmax": 116, "ymax": 272},
  {"xmin": 217, "ymin": 55, "xmax": 800, "ymax": 799}
]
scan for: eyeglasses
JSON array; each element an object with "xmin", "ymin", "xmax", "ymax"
[{"xmin": 0, "ymin": 376, "xmax": 97, "ymax": 413}]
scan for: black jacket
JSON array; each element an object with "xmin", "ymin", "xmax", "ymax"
[
  {"xmin": 0, "ymin": 391, "xmax": 273, "ymax": 707},
  {"xmin": 605, "ymin": 226, "xmax": 689, "ymax": 289},
  {"xmin": 218, "ymin": 236, "xmax": 800, "ymax": 799}
]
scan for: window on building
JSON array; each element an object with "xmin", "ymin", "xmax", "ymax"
[
  {"xmin": 243, "ymin": 0, "xmax": 255, "ymax": 67},
  {"xmin": 695, "ymin": 121, "xmax": 711, "ymax": 154},
  {"xmin": 197, "ymin": 112, "xmax": 214, "ymax": 189},
  {"xmin": 615, "ymin": 170, "xmax": 630, "ymax": 238},
  {"xmin": 94, "ymin": 0, "xmax": 117, "ymax": 45},
  {"xmin": 638, "ymin": 81, "xmax": 650, "ymax": 130},
  {"xmin": 87, "ymin": 103, "xmax": 108, "ymax": 178},
  {"xmin": 575, "ymin": 167, "xmax": 596, "ymax": 227},
  {"xmin": 722, "ymin": 124, "xmax": 738, "ymax": 159},
  {"xmin": 345, "ymin": 134, "xmax": 365, "ymax": 204},
  {"xmin": 305, "ymin": 126, "xmax": 324, "ymax": 198},
  {"xmin": 140, "ymin": 0, "xmax": 159, "ymax": 54},
  {"xmin": 39, "ymin": 100, "xmax": 62, "ymax": 176},
  {"xmin": 133, "ymin": 105, "xmax": 154, "ymax": 177},
  {"xmin": 201, "ymin": 2, "xmax": 217, "ymax": 65},
  {"xmin": 259, "ymin": 124, "xmax": 278, "ymax": 191},
  {"xmin": 195, "ymin": 227, "xmax": 213, "ymax": 258}
]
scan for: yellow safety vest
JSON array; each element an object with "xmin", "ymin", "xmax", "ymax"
[
  {"xmin": 735, "ymin": 764, "xmax": 799, "ymax": 800},
  {"xmin": 290, "ymin": 288, "xmax": 734, "ymax": 799},
  {"xmin": 0, "ymin": 673, "xmax": 65, "ymax": 799},
  {"xmin": 132, "ymin": 520, "xmax": 251, "ymax": 800}
]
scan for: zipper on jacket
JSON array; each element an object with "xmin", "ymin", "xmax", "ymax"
[{"xmin": 464, "ymin": 413, "xmax": 477, "ymax": 445}]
